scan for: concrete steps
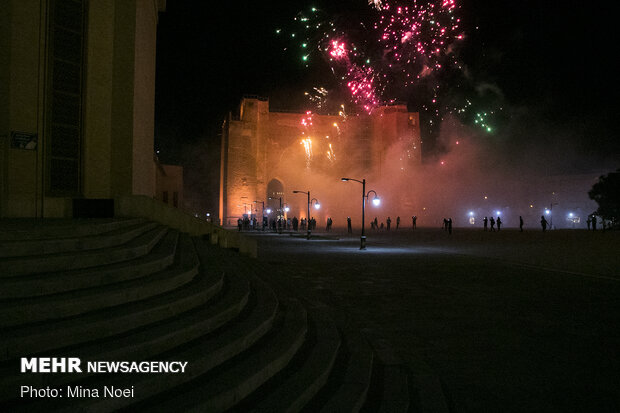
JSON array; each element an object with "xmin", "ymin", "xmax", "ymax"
[
  {"xmin": 0, "ymin": 229, "xmax": 179, "ymax": 299},
  {"xmin": 0, "ymin": 218, "xmax": 411, "ymax": 412},
  {"xmin": 0, "ymin": 220, "xmax": 157, "ymax": 258},
  {"xmin": 0, "ymin": 217, "xmax": 145, "ymax": 241},
  {"xmin": 0, "ymin": 224, "xmax": 168, "ymax": 277}
]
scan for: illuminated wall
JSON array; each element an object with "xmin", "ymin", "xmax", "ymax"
[
  {"xmin": 0, "ymin": 0, "xmax": 165, "ymax": 218},
  {"xmin": 220, "ymin": 96, "xmax": 421, "ymax": 226}
]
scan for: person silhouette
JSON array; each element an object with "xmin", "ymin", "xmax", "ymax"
[
  {"xmin": 541, "ymin": 215, "xmax": 548, "ymax": 232},
  {"xmin": 519, "ymin": 216, "xmax": 523, "ymax": 232},
  {"xmin": 347, "ymin": 217, "xmax": 352, "ymax": 234},
  {"xmin": 483, "ymin": 216, "xmax": 488, "ymax": 231},
  {"xmin": 496, "ymin": 216, "xmax": 502, "ymax": 231},
  {"xmin": 412, "ymin": 215, "xmax": 417, "ymax": 230},
  {"xmin": 396, "ymin": 216, "xmax": 400, "ymax": 230},
  {"xmin": 386, "ymin": 217, "xmax": 391, "ymax": 230}
]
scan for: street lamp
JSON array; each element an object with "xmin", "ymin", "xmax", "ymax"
[
  {"xmin": 549, "ymin": 202, "xmax": 558, "ymax": 229},
  {"xmin": 269, "ymin": 196, "xmax": 287, "ymax": 233},
  {"xmin": 341, "ymin": 177, "xmax": 380, "ymax": 249},
  {"xmin": 254, "ymin": 200, "xmax": 265, "ymax": 230},
  {"xmin": 292, "ymin": 190, "xmax": 320, "ymax": 239}
]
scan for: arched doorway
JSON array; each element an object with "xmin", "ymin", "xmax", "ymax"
[{"xmin": 266, "ymin": 178, "xmax": 286, "ymax": 227}]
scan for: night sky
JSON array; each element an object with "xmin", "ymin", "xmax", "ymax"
[{"xmin": 154, "ymin": 0, "xmax": 619, "ymax": 213}]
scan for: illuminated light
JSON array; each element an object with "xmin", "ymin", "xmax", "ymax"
[
  {"xmin": 314, "ymin": 202, "xmax": 321, "ymax": 210},
  {"xmin": 496, "ymin": 211, "xmax": 501, "ymax": 216},
  {"xmin": 530, "ymin": 204, "xmax": 534, "ymax": 208},
  {"xmin": 568, "ymin": 212, "xmax": 573, "ymax": 218},
  {"xmin": 484, "ymin": 196, "xmax": 488, "ymax": 200},
  {"xmin": 266, "ymin": 208, "xmax": 272, "ymax": 214},
  {"xmin": 284, "ymin": 206, "xmax": 290, "ymax": 212},
  {"xmin": 468, "ymin": 211, "xmax": 474, "ymax": 216},
  {"xmin": 545, "ymin": 209, "xmax": 551, "ymax": 215},
  {"xmin": 372, "ymin": 197, "xmax": 381, "ymax": 206}
]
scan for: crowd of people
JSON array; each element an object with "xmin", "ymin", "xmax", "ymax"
[{"xmin": 237, "ymin": 213, "xmax": 606, "ymax": 233}]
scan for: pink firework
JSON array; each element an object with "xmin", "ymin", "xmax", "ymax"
[
  {"xmin": 346, "ymin": 65, "xmax": 381, "ymax": 112},
  {"xmin": 374, "ymin": 0, "xmax": 462, "ymax": 84},
  {"xmin": 329, "ymin": 40, "xmax": 348, "ymax": 59}
]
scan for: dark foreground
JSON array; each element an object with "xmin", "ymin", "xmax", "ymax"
[{"xmin": 248, "ymin": 228, "xmax": 620, "ymax": 412}]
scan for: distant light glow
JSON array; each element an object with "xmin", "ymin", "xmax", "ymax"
[{"xmin": 372, "ymin": 197, "xmax": 381, "ymax": 206}]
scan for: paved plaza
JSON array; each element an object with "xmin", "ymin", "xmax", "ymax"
[{"xmin": 247, "ymin": 228, "xmax": 620, "ymax": 412}]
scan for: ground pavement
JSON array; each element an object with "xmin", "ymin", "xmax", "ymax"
[{"xmin": 246, "ymin": 227, "xmax": 620, "ymax": 412}]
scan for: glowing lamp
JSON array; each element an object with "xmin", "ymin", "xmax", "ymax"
[
  {"xmin": 372, "ymin": 197, "xmax": 381, "ymax": 206},
  {"xmin": 314, "ymin": 203, "xmax": 321, "ymax": 210},
  {"xmin": 496, "ymin": 211, "xmax": 501, "ymax": 216},
  {"xmin": 545, "ymin": 209, "xmax": 550, "ymax": 215},
  {"xmin": 266, "ymin": 208, "xmax": 272, "ymax": 214},
  {"xmin": 468, "ymin": 211, "xmax": 474, "ymax": 216},
  {"xmin": 284, "ymin": 206, "xmax": 290, "ymax": 212}
]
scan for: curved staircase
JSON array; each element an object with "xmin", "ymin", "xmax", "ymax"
[{"xmin": 0, "ymin": 218, "xmax": 411, "ymax": 412}]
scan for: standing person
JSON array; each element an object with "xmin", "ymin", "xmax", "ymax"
[
  {"xmin": 519, "ymin": 216, "xmax": 524, "ymax": 232},
  {"xmin": 293, "ymin": 216, "xmax": 299, "ymax": 231},
  {"xmin": 586, "ymin": 216, "xmax": 591, "ymax": 230},
  {"xmin": 592, "ymin": 215, "xmax": 597, "ymax": 231},
  {"xmin": 496, "ymin": 216, "xmax": 502, "ymax": 231},
  {"xmin": 448, "ymin": 218, "xmax": 453, "ymax": 234},
  {"xmin": 412, "ymin": 216, "xmax": 417, "ymax": 230},
  {"xmin": 347, "ymin": 217, "xmax": 352, "ymax": 234},
  {"xmin": 387, "ymin": 217, "xmax": 392, "ymax": 231},
  {"xmin": 443, "ymin": 218, "xmax": 448, "ymax": 231},
  {"xmin": 374, "ymin": 217, "xmax": 378, "ymax": 230},
  {"xmin": 396, "ymin": 216, "xmax": 401, "ymax": 230},
  {"xmin": 483, "ymin": 216, "xmax": 488, "ymax": 231},
  {"xmin": 489, "ymin": 216, "xmax": 495, "ymax": 232},
  {"xmin": 541, "ymin": 215, "xmax": 548, "ymax": 232}
]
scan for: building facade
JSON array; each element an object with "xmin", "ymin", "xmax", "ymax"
[
  {"xmin": 219, "ymin": 96, "xmax": 422, "ymax": 226},
  {"xmin": 0, "ymin": 0, "xmax": 166, "ymax": 217}
]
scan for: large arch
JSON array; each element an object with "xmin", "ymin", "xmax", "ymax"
[{"xmin": 266, "ymin": 178, "xmax": 285, "ymax": 212}]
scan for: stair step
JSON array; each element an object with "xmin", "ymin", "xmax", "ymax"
[
  {"xmin": 0, "ymin": 232, "xmax": 199, "ymax": 327},
  {"xmin": 0, "ymin": 225, "xmax": 167, "ymax": 277},
  {"xmin": 0, "ymin": 229, "xmax": 179, "ymax": 299},
  {"xmin": 137, "ymin": 299, "xmax": 307, "ymax": 413},
  {"xmin": 251, "ymin": 310, "xmax": 341, "ymax": 413},
  {"xmin": 0, "ymin": 246, "xmax": 220, "ymax": 361},
  {"xmin": 319, "ymin": 326, "xmax": 374, "ymax": 413},
  {"xmin": 377, "ymin": 365, "xmax": 409, "ymax": 413},
  {"xmin": 0, "ymin": 269, "xmax": 259, "ymax": 403},
  {"xmin": 0, "ymin": 218, "xmax": 145, "ymax": 241},
  {"xmin": 0, "ymin": 221, "xmax": 158, "ymax": 258}
]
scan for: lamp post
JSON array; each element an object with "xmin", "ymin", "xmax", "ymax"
[
  {"xmin": 254, "ymin": 200, "xmax": 265, "ymax": 230},
  {"xmin": 549, "ymin": 203, "xmax": 558, "ymax": 230},
  {"xmin": 342, "ymin": 177, "xmax": 380, "ymax": 250},
  {"xmin": 269, "ymin": 196, "xmax": 286, "ymax": 233},
  {"xmin": 293, "ymin": 190, "xmax": 320, "ymax": 239}
]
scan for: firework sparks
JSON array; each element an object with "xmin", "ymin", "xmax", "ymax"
[{"xmin": 278, "ymin": 1, "xmax": 464, "ymax": 116}]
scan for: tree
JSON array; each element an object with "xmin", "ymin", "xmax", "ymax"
[{"xmin": 588, "ymin": 169, "xmax": 620, "ymax": 226}]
